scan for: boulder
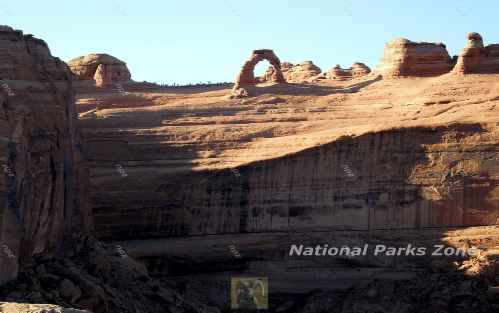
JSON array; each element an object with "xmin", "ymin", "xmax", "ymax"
[{"xmin": 376, "ymin": 38, "xmax": 453, "ymax": 77}]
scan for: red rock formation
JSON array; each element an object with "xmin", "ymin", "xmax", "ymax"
[
  {"xmin": 68, "ymin": 54, "xmax": 131, "ymax": 87},
  {"xmin": 328, "ymin": 64, "xmax": 353, "ymax": 80},
  {"xmin": 376, "ymin": 38, "xmax": 453, "ymax": 77},
  {"xmin": 327, "ymin": 63, "xmax": 371, "ymax": 80},
  {"xmin": 233, "ymin": 49, "xmax": 285, "ymax": 91},
  {"xmin": 452, "ymin": 32, "xmax": 499, "ymax": 74},
  {"xmin": 0, "ymin": 25, "xmax": 88, "ymax": 284},
  {"xmin": 283, "ymin": 61, "xmax": 322, "ymax": 82},
  {"xmin": 350, "ymin": 62, "xmax": 371, "ymax": 77}
]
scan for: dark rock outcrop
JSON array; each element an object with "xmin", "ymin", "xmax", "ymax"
[{"xmin": 0, "ymin": 25, "xmax": 89, "ymax": 284}]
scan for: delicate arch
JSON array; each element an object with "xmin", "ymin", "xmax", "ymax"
[{"xmin": 234, "ymin": 49, "xmax": 286, "ymax": 89}]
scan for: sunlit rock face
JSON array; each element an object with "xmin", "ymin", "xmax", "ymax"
[
  {"xmin": 376, "ymin": 38, "xmax": 453, "ymax": 77},
  {"xmin": 68, "ymin": 53, "xmax": 131, "ymax": 87},
  {"xmin": 452, "ymin": 32, "xmax": 499, "ymax": 74}
]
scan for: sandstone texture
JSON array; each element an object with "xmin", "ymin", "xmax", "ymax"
[
  {"xmin": 68, "ymin": 54, "xmax": 131, "ymax": 87},
  {"xmin": 376, "ymin": 38, "xmax": 453, "ymax": 77},
  {"xmin": 2, "ymin": 26, "xmax": 499, "ymax": 313},
  {"xmin": 350, "ymin": 62, "xmax": 371, "ymax": 77},
  {"xmin": 328, "ymin": 63, "xmax": 371, "ymax": 80},
  {"xmin": 233, "ymin": 49, "xmax": 285, "ymax": 94},
  {"xmin": 0, "ymin": 25, "xmax": 88, "ymax": 284},
  {"xmin": 282, "ymin": 61, "xmax": 322, "ymax": 82},
  {"xmin": 328, "ymin": 64, "xmax": 353, "ymax": 80},
  {"xmin": 0, "ymin": 303, "xmax": 91, "ymax": 313},
  {"xmin": 77, "ymin": 75, "xmax": 499, "ymax": 240},
  {"xmin": 452, "ymin": 32, "xmax": 499, "ymax": 74}
]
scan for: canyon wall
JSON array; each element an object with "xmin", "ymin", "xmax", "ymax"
[
  {"xmin": 0, "ymin": 26, "xmax": 88, "ymax": 284},
  {"xmin": 81, "ymin": 123, "xmax": 499, "ymax": 240},
  {"xmin": 376, "ymin": 38, "xmax": 453, "ymax": 77}
]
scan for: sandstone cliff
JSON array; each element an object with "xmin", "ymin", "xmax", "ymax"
[
  {"xmin": 0, "ymin": 25, "xmax": 88, "ymax": 284},
  {"xmin": 75, "ymin": 70, "xmax": 499, "ymax": 311},
  {"xmin": 376, "ymin": 38, "xmax": 453, "ymax": 77},
  {"xmin": 76, "ymin": 74, "xmax": 499, "ymax": 240}
]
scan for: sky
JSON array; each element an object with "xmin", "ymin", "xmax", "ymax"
[{"xmin": 1, "ymin": 1, "xmax": 498, "ymax": 84}]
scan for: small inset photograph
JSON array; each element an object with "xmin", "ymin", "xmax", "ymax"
[{"xmin": 231, "ymin": 277, "xmax": 269, "ymax": 310}]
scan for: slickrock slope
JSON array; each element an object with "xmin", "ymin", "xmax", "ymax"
[
  {"xmin": 76, "ymin": 73, "xmax": 499, "ymax": 240},
  {"xmin": 68, "ymin": 54, "xmax": 131, "ymax": 87},
  {"xmin": 75, "ymin": 71, "xmax": 499, "ymax": 312},
  {"xmin": 453, "ymin": 32, "xmax": 499, "ymax": 74},
  {"xmin": 376, "ymin": 38, "xmax": 453, "ymax": 77},
  {"xmin": 0, "ymin": 26, "xmax": 88, "ymax": 284}
]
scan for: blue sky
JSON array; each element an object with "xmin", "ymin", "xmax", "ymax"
[{"xmin": 1, "ymin": 1, "xmax": 497, "ymax": 84}]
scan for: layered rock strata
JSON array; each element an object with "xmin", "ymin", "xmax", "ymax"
[
  {"xmin": 83, "ymin": 125, "xmax": 499, "ymax": 239},
  {"xmin": 0, "ymin": 25, "xmax": 88, "ymax": 284},
  {"xmin": 376, "ymin": 38, "xmax": 453, "ymax": 77},
  {"xmin": 68, "ymin": 54, "xmax": 131, "ymax": 87},
  {"xmin": 452, "ymin": 32, "xmax": 499, "ymax": 74}
]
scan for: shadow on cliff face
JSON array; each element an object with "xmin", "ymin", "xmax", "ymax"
[
  {"xmin": 90, "ymin": 122, "xmax": 499, "ymax": 238},
  {"xmin": 77, "ymin": 114, "xmax": 499, "ymax": 311},
  {"xmin": 103, "ymin": 122, "xmax": 499, "ymax": 312}
]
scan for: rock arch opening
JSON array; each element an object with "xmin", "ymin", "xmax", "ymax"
[{"xmin": 233, "ymin": 49, "xmax": 286, "ymax": 90}]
